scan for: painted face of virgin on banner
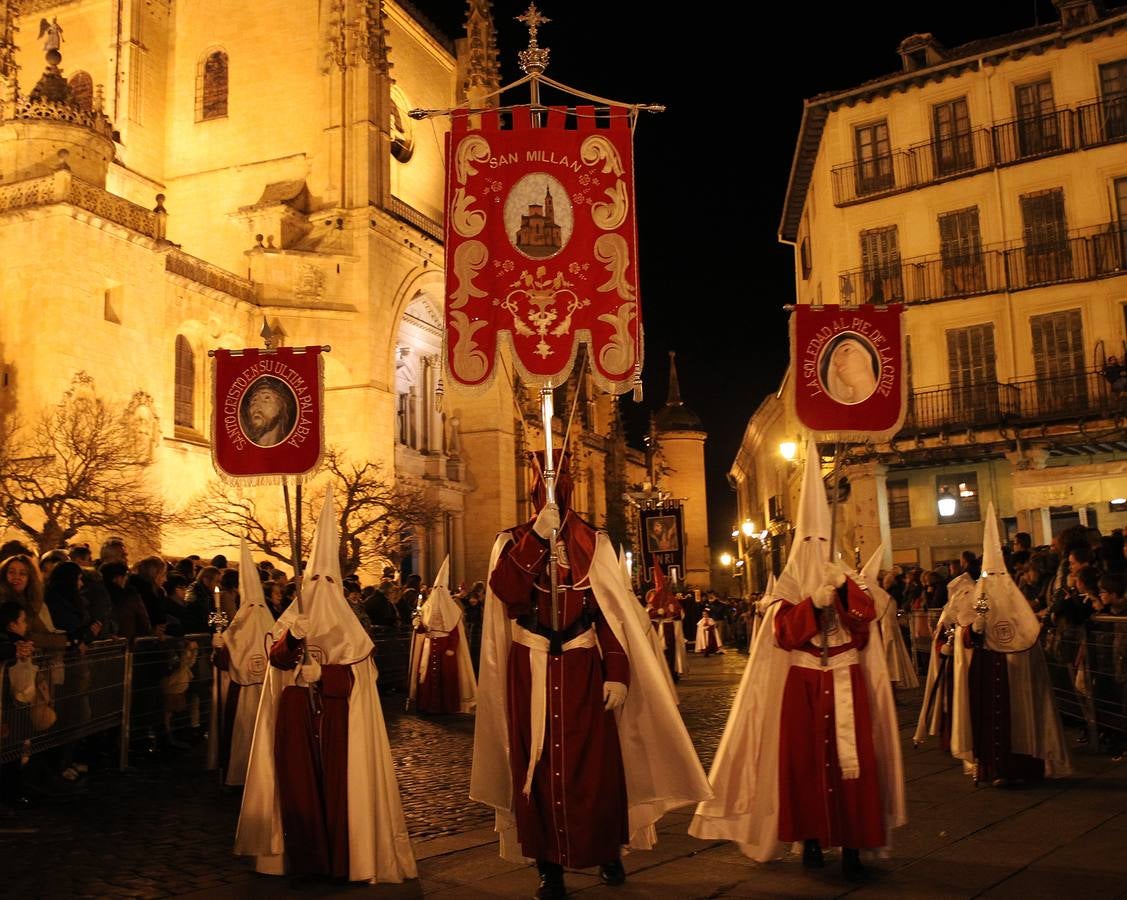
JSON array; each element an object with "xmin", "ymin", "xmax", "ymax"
[
  {"xmin": 212, "ymin": 347, "xmax": 324, "ymax": 481},
  {"xmin": 792, "ymin": 304, "xmax": 906, "ymax": 440},
  {"xmin": 443, "ymin": 106, "xmax": 642, "ymax": 395}
]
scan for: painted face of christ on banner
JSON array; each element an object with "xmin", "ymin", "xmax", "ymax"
[
  {"xmin": 820, "ymin": 334, "xmax": 879, "ymax": 405},
  {"xmin": 239, "ymin": 377, "xmax": 298, "ymax": 448},
  {"xmin": 647, "ymin": 516, "xmax": 679, "ymax": 553}
]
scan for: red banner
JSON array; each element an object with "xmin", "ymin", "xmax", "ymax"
[
  {"xmin": 211, "ymin": 347, "xmax": 325, "ymax": 482},
  {"xmin": 792, "ymin": 304, "xmax": 906, "ymax": 439},
  {"xmin": 443, "ymin": 106, "xmax": 641, "ymax": 394}
]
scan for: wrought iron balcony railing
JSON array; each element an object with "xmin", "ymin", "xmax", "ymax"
[
  {"xmin": 900, "ymin": 381, "xmax": 1021, "ymax": 435},
  {"xmin": 830, "ymin": 97, "xmax": 1125, "ymax": 207},
  {"xmin": 836, "ymin": 224, "xmax": 1125, "ymax": 305},
  {"xmin": 897, "ymin": 368, "xmax": 1127, "ymax": 437}
]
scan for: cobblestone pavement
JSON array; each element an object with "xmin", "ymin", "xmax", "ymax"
[
  {"xmin": 0, "ymin": 651, "xmax": 745, "ymax": 897},
  {"xmin": 7, "ymin": 651, "xmax": 1127, "ymax": 899}
]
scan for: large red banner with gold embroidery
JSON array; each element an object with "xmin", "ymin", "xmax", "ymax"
[
  {"xmin": 211, "ymin": 347, "xmax": 325, "ymax": 482},
  {"xmin": 791, "ymin": 304, "xmax": 906, "ymax": 440},
  {"xmin": 443, "ymin": 106, "xmax": 641, "ymax": 394}
]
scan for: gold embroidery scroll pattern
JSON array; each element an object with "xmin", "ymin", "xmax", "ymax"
[
  {"xmin": 449, "ymin": 309, "xmax": 490, "ymax": 382},
  {"xmin": 593, "ymin": 233, "xmax": 636, "ymax": 301},
  {"xmin": 450, "ymin": 240, "xmax": 489, "ymax": 309},
  {"xmin": 597, "ymin": 302, "xmax": 637, "ymax": 376}
]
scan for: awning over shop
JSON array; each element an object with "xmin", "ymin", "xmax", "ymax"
[{"xmin": 1012, "ymin": 460, "xmax": 1127, "ymax": 510}]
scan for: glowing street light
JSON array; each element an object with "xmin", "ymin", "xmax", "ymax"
[
  {"xmin": 719, "ymin": 551, "xmax": 733, "ymax": 567},
  {"xmin": 741, "ymin": 520, "xmax": 755, "ymax": 537},
  {"xmin": 937, "ymin": 485, "xmax": 957, "ymax": 518},
  {"xmin": 779, "ymin": 440, "xmax": 797, "ymax": 461}
]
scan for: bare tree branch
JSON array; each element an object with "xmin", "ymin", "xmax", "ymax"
[
  {"xmin": 177, "ymin": 447, "xmax": 442, "ymax": 576},
  {"xmin": 0, "ymin": 385, "xmax": 165, "ymax": 554}
]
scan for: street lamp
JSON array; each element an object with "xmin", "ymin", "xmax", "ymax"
[
  {"xmin": 741, "ymin": 520, "xmax": 755, "ymax": 538},
  {"xmin": 937, "ymin": 485, "xmax": 957, "ymax": 518},
  {"xmin": 779, "ymin": 440, "xmax": 797, "ymax": 461},
  {"xmin": 719, "ymin": 551, "xmax": 733, "ymax": 567}
]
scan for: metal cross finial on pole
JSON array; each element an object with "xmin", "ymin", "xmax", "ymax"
[
  {"xmin": 516, "ymin": 3, "xmax": 551, "ymax": 78},
  {"xmin": 539, "ymin": 383, "xmax": 561, "ymax": 649}
]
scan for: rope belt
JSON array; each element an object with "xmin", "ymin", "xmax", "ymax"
[
  {"xmin": 792, "ymin": 647, "xmax": 861, "ymax": 779},
  {"xmin": 512, "ymin": 623, "xmax": 597, "ymax": 797}
]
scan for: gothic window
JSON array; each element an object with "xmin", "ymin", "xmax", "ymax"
[
  {"xmin": 196, "ymin": 50, "xmax": 228, "ymax": 121},
  {"xmin": 68, "ymin": 71, "xmax": 93, "ymax": 111},
  {"xmin": 174, "ymin": 335, "xmax": 195, "ymax": 429}
]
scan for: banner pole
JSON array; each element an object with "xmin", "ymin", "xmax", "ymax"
[
  {"xmin": 295, "ymin": 481, "xmax": 304, "ymax": 608},
  {"xmin": 539, "ymin": 384, "xmax": 560, "ymax": 646},
  {"xmin": 822, "ymin": 442, "xmax": 843, "ymax": 668},
  {"xmin": 282, "ymin": 477, "xmax": 300, "ymax": 614}
]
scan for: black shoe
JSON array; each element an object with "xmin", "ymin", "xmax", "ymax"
[
  {"xmin": 842, "ymin": 848, "xmax": 867, "ymax": 881},
  {"xmin": 599, "ymin": 859, "xmax": 626, "ymax": 886},
  {"xmin": 802, "ymin": 839, "xmax": 824, "ymax": 869},
  {"xmin": 535, "ymin": 861, "xmax": 566, "ymax": 899}
]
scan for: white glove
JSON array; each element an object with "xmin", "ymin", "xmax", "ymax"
[
  {"xmin": 289, "ymin": 613, "xmax": 312, "ymax": 640},
  {"xmin": 211, "ymin": 631, "xmax": 226, "ymax": 649},
  {"xmin": 296, "ymin": 659, "xmax": 322, "ymax": 685},
  {"xmin": 823, "ymin": 561, "xmax": 846, "ymax": 589},
  {"xmin": 812, "ymin": 583, "xmax": 836, "ymax": 609},
  {"xmin": 603, "ymin": 680, "xmax": 627, "ymax": 711},
  {"xmin": 940, "ymin": 641, "xmax": 954, "ymax": 657},
  {"xmin": 533, "ymin": 502, "xmax": 561, "ymax": 540},
  {"xmin": 972, "ymin": 615, "xmax": 986, "ymax": 634}
]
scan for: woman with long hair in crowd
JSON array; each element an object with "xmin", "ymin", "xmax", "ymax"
[{"xmin": 0, "ymin": 554, "xmax": 65, "ymax": 652}]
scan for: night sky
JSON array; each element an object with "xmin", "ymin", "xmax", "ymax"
[{"xmin": 408, "ymin": 0, "xmax": 1116, "ymax": 558}]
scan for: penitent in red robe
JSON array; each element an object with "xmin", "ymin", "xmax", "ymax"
[
  {"xmin": 773, "ymin": 580, "xmax": 886, "ymax": 850},
  {"xmin": 415, "ymin": 627, "xmax": 462, "ymax": 714},
  {"xmin": 268, "ymin": 633, "xmax": 353, "ymax": 877},
  {"xmin": 488, "ymin": 514, "xmax": 630, "ymax": 869}
]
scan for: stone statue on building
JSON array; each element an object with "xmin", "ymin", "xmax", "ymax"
[{"xmin": 39, "ymin": 18, "xmax": 63, "ymax": 53}]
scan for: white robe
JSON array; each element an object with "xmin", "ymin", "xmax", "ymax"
[
  {"xmin": 234, "ymin": 620, "xmax": 417, "ymax": 882},
  {"xmin": 470, "ymin": 530, "xmax": 711, "ymax": 862}
]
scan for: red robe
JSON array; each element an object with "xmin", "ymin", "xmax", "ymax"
[
  {"xmin": 415, "ymin": 626, "xmax": 462, "ymax": 714},
  {"xmin": 698, "ymin": 620, "xmax": 721, "ymax": 655},
  {"xmin": 773, "ymin": 581, "xmax": 886, "ymax": 850},
  {"xmin": 489, "ymin": 515, "xmax": 630, "ymax": 869},
  {"xmin": 268, "ymin": 632, "xmax": 353, "ymax": 877}
]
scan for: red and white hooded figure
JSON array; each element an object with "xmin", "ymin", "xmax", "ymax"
[
  {"xmin": 697, "ymin": 608, "xmax": 724, "ymax": 656},
  {"xmin": 407, "ymin": 556, "xmax": 476, "ymax": 714},
  {"xmin": 235, "ymin": 489, "xmax": 416, "ymax": 884},
  {"xmin": 915, "ymin": 504, "xmax": 1070, "ymax": 784},
  {"xmin": 211, "ymin": 538, "xmax": 277, "ymax": 786},
  {"xmin": 691, "ymin": 440, "xmax": 906, "ymax": 874},
  {"xmin": 472, "ymin": 450, "xmax": 710, "ymax": 894},
  {"xmin": 857, "ymin": 546, "xmax": 918, "ymax": 690},
  {"xmin": 646, "ymin": 559, "xmax": 687, "ymax": 676}
]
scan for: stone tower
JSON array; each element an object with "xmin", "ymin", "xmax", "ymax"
[{"xmin": 653, "ymin": 352, "xmax": 709, "ymax": 589}]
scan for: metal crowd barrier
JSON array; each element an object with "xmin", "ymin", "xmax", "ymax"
[{"xmin": 1044, "ymin": 614, "xmax": 1127, "ymax": 750}]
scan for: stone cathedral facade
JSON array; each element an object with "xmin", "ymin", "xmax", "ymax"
[{"xmin": 0, "ymin": 1, "xmax": 710, "ymax": 588}]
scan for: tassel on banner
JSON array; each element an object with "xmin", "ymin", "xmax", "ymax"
[{"xmin": 632, "ymin": 362, "xmax": 643, "ymax": 402}]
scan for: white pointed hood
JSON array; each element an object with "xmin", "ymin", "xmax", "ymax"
[
  {"xmin": 617, "ymin": 547, "xmax": 633, "ymax": 594},
  {"xmin": 860, "ymin": 544, "xmax": 892, "ymax": 620},
  {"xmin": 775, "ymin": 440, "xmax": 833, "ymax": 603},
  {"xmin": 972, "ymin": 502, "xmax": 1041, "ymax": 652},
  {"xmin": 421, "ymin": 556, "xmax": 463, "ymax": 633},
  {"xmin": 223, "ymin": 538, "xmax": 278, "ymax": 685},
  {"xmin": 287, "ymin": 489, "xmax": 373, "ymax": 664}
]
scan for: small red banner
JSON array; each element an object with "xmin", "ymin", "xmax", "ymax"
[
  {"xmin": 211, "ymin": 347, "xmax": 325, "ymax": 482},
  {"xmin": 792, "ymin": 304, "xmax": 906, "ymax": 439},
  {"xmin": 443, "ymin": 106, "xmax": 642, "ymax": 394}
]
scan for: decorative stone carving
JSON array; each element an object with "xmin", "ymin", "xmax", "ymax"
[{"xmin": 295, "ymin": 263, "xmax": 326, "ymax": 302}]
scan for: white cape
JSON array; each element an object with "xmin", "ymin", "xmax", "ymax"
[
  {"xmin": 407, "ymin": 585, "xmax": 477, "ymax": 714},
  {"xmin": 234, "ymin": 624, "xmax": 417, "ymax": 882},
  {"xmin": 470, "ymin": 530, "xmax": 711, "ymax": 862},
  {"xmin": 689, "ymin": 600, "xmax": 908, "ymax": 861}
]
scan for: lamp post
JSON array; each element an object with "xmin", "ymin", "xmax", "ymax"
[{"xmin": 937, "ymin": 485, "xmax": 957, "ymax": 519}]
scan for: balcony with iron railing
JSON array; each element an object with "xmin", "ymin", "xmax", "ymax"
[
  {"xmin": 897, "ymin": 368, "xmax": 1127, "ymax": 437},
  {"xmin": 830, "ymin": 95, "xmax": 1127, "ymax": 207},
  {"xmin": 836, "ymin": 223, "xmax": 1125, "ymax": 305}
]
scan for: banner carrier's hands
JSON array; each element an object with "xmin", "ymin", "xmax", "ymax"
[
  {"xmin": 533, "ymin": 502, "xmax": 561, "ymax": 540},
  {"xmin": 603, "ymin": 680, "xmax": 627, "ymax": 711}
]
